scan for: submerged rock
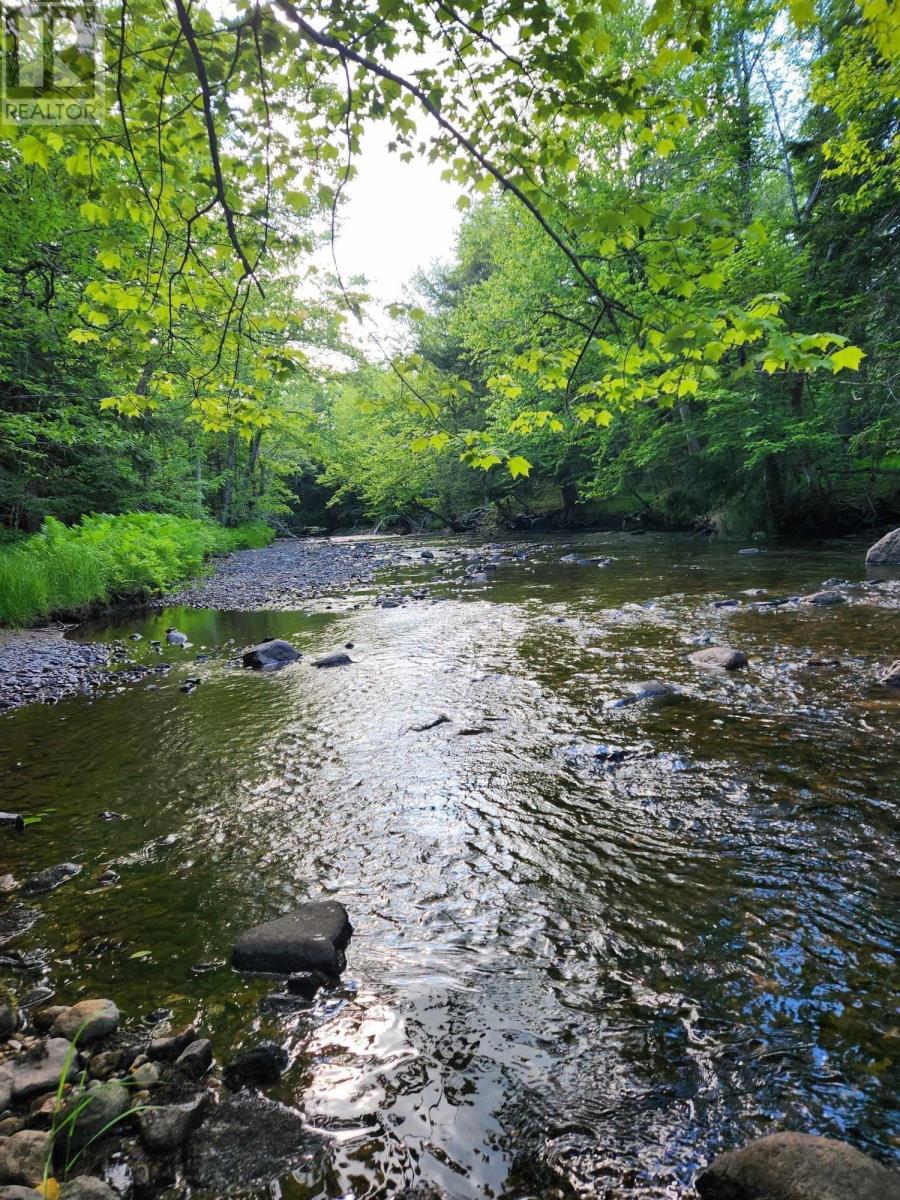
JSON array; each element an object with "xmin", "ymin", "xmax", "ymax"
[
  {"xmin": 232, "ymin": 901, "xmax": 351, "ymax": 975},
  {"xmin": 21, "ymin": 862, "xmax": 82, "ymax": 895},
  {"xmin": 605, "ymin": 680, "xmax": 680, "ymax": 709},
  {"xmin": 880, "ymin": 660, "xmax": 900, "ymax": 688},
  {"xmin": 409, "ymin": 714, "xmax": 450, "ymax": 732},
  {"xmin": 0, "ymin": 813, "xmax": 24, "ymax": 832},
  {"xmin": 865, "ymin": 527, "xmax": 900, "ymax": 565},
  {"xmin": 696, "ymin": 1131, "xmax": 900, "ymax": 1200},
  {"xmin": 164, "ymin": 629, "xmax": 188, "ymax": 646},
  {"xmin": 223, "ymin": 1042, "xmax": 288, "ymax": 1090},
  {"xmin": 805, "ymin": 589, "xmax": 846, "ymax": 606},
  {"xmin": 184, "ymin": 1094, "xmax": 327, "ymax": 1192},
  {"xmin": 242, "ymin": 639, "xmax": 301, "ymax": 669},
  {"xmin": 690, "ymin": 646, "xmax": 749, "ymax": 670},
  {"xmin": 312, "ymin": 652, "xmax": 352, "ymax": 668}
]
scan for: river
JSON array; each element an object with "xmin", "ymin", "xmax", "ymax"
[{"xmin": 1, "ymin": 533, "xmax": 898, "ymax": 1198}]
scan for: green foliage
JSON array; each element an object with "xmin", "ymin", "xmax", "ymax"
[{"xmin": 0, "ymin": 513, "xmax": 273, "ymax": 625}]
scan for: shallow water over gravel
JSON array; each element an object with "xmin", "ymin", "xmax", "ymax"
[{"xmin": 1, "ymin": 533, "xmax": 898, "ymax": 1198}]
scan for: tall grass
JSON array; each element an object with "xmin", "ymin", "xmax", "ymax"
[{"xmin": 0, "ymin": 513, "xmax": 274, "ymax": 625}]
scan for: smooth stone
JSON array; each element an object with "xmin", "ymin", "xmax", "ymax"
[
  {"xmin": 56, "ymin": 1081, "xmax": 130, "ymax": 1153},
  {"xmin": 0, "ymin": 815, "xmax": 24, "ymax": 833},
  {"xmin": 164, "ymin": 630, "xmax": 188, "ymax": 645},
  {"xmin": 147, "ymin": 1025, "xmax": 197, "ymax": 1062},
  {"xmin": 88, "ymin": 1049, "xmax": 125, "ymax": 1081},
  {"xmin": 865, "ymin": 527, "xmax": 900, "ymax": 565},
  {"xmin": 0, "ymin": 1188, "xmax": 43, "ymax": 1200},
  {"xmin": 738, "ymin": 547, "xmax": 761, "ymax": 555},
  {"xmin": 59, "ymin": 1178, "xmax": 118, "ymax": 1200},
  {"xmin": 696, "ymin": 1131, "xmax": 900, "ymax": 1199},
  {"xmin": 690, "ymin": 646, "xmax": 749, "ymax": 670},
  {"xmin": 241, "ymin": 639, "xmax": 300, "ymax": 669},
  {"xmin": 311, "ymin": 652, "xmax": 352, "ymax": 668},
  {"xmin": 184, "ymin": 1094, "xmax": 327, "ymax": 1192},
  {"xmin": 223, "ymin": 1043, "xmax": 288, "ymax": 1090},
  {"xmin": 129, "ymin": 1061, "xmax": 160, "ymax": 1088},
  {"xmin": 4, "ymin": 1038, "xmax": 76, "ymax": 1101},
  {"xmin": 20, "ymin": 863, "xmax": 81, "ymax": 896},
  {"xmin": 138, "ymin": 1094, "xmax": 210, "ymax": 1153},
  {"xmin": 0, "ymin": 1131, "xmax": 51, "ymax": 1187},
  {"xmin": 232, "ymin": 901, "xmax": 351, "ymax": 975},
  {"xmin": 175, "ymin": 1039, "xmax": 213, "ymax": 1080},
  {"xmin": 51, "ymin": 999, "xmax": 119, "ymax": 1045},
  {"xmin": 805, "ymin": 589, "xmax": 846, "ymax": 605}
]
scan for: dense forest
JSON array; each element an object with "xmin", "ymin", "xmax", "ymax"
[{"xmin": 0, "ymin": 0, "xmax": 897, "ymax": 555}]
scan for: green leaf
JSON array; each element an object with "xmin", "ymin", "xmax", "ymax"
[
  {"xmin": 20, "ymin": 135, "xmax": 50, "ymax": 170},
  {"xmin": 830, "ymin": 346, "xmax": 865, "ymax": 373},
  {"xmin": 507, "ymin": 455, "xmax": 531, "ymax": 478}
]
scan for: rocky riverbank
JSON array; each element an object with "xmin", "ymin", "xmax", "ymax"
[
  {"xmin": 2, "ymin": 893, "xmax": 897, "ymax": 1200},
  {"xmin": 159, "ymin": 536, "xmax": 413, "ymax": 610}
]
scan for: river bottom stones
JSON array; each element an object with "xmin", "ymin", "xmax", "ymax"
[
  {"xmin": 696, "ymin": 1132, "xmax": 900, "ymax": 1200},
  {"xmin": 231, "ymin": 900, "xmax": 352, "ymax": 975},
  {"xmin": 689, "ymin": 646, "xmax": 749, "ymax": 670}
]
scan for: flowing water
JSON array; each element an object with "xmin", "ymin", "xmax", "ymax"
[{"xmin": 1, "ymin": 534, "xmax": 898, "ymax": 1198}]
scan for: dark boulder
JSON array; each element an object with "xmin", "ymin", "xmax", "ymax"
[
  {"xmin": 175, "ymin": 1039, "xmax": 213, "ymax": 1080},
  {"xmin": 242, "ymin": 639, "xmax": 301, "ymax": 669},
  {"xmin": 865, "ymin": 528, "xmax": 900, "ymax": 565},
  {"xmin": 0, "ymin": 814, "xmax": 24, "ymax": 833},
  {"xmin": 690, "ymin": 647, "xmax": 749, "ymax": 670},
  {"xmin": 312, "ymin": 652, "xmax": 352, "ymax": 668},
  {"xmin": 184, "ymin": 1094, "xmax": 327, "ymax": 1193},
  {"xmin": 696, "ymin": 1132, "xmax": 900, "ymax": 1200},
  {"xmin": 880, "ymin": 660, "xmax": 900, "ymax": 688},
  {"xmin": 232, "ymin": 901, "xmax": 351, "ymax": 975},
  {"xmin": 223, "ymin": 1042, "xmax": 288, "ymax": 1090}
]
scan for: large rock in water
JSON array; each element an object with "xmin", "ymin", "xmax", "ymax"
[
  {"xmin": 696, "ymin": 1132, "xmax": 900, "ymax": 1200},
  {"xmin": 690, "ymin": 646, "xmax": 749, "ymax": 670},
  {"xmin": 232, "ymin": 901, "xmax": 351, "ymax": 975},
  {"xmin": 866, "ymin": 527, "xmax": 900, "ymax": 565},
  {"xmin": 184, "ymin": 1094, "xmax": 327, "ymax": 1192},
  {"xmin": 241, "ymin": 639, "xmax": 300, "ymax": 669}
]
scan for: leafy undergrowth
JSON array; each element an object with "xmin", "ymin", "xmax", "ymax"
[{"xmin": 0, "ymin": 513, "xmax": 274, "ymax": 625}]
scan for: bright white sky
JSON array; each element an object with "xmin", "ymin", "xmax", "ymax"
[{"xmin": 327, "ymin": 122, "xmax": 461, "ymax": 334}]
